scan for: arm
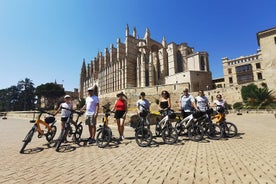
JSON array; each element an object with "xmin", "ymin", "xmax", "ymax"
[
  {"xmin": 54, "ymin": 104, "xmax": 62, "ymax": 116},
  {"xmin": 168, "ymin": 98, "xmax": 172, "ymax": 109},
  {"xmin": 111, "ymin": 100, "xmax": 117, "ymax": 112},
  {"xmin": 94, "ymin": 102, "xmax": 99, "ymax": 118}
]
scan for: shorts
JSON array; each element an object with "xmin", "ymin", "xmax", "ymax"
[
  {"xmin": 85, "ymin": 115, "xmax": 97, "ymax": 126},
  {"xmin": 61, "ymin": 117, "xmax": 70, "ymax": 122},
  {"xmin": 114, "ymin": 110, "xmax": 125, "ymax": 119}
]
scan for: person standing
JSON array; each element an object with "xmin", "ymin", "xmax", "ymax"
[
  {"xmin": 136, "ymin": 92, "xmax": 150, "ymax": 127},
  {"xmin": 195, "ymin": 90, "xmax": 209, "ymax": 111},
  {"xmin": 213, "ymin": 94, "xmax": 228, "ymax": 112},
  {"xmin": 82, "ymin": 87, "xmax": 99, "ymax": 144},
  {"xmin": 159, "ymin": 90, "xmax": 171, "ymax": 110},
  {"xmin": 54, "ymin": 95, "xmax": 73, "ymax": 130},
  {"xmin": 179, "ymin": 88, "xmax": 197, "ymax": 118},
  {"xmin": 111, "ymin": 92, "xmax": 128, "ymax": 141}
]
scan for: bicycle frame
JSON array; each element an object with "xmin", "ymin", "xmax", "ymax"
[
  {"xmin": 176, "ymin": 113, "xmax": 195, "ymax": 129},
  {"xmin": 35, "ymin": 110, "xmax": 56, "ymax": 135}
]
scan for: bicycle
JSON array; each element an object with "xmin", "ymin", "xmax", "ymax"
[
  {"xmin": 135, "ymin": 108, "xmax": 153, "ymax": 147},
  {"xmin": 20, "ymin": 109, "xmax": 57, "ymax": 154},
  {"xmin": 55, "ymin": 107, "xmax": 84, "ymax": 152},
  {"xmin": 155, "ymin": 108, "xmax": 178, "ymax": 144},
  {"xmin": 174, "ymin": 110, "xmax": 205, "ymax": 142},
  {"xmin": 197, "ymin": 108, "xmax": 223, "ymax": 140},
  {"xmin": 211, "ymin": 105, "xmax": 238, "ymax": 138},
  {"xmin": 96, "ymin": 103, "xmax": 113, "ymax": 148}
]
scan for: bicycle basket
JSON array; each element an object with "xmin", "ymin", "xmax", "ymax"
[
  {"xmin": 45, "ymin": 116, "xmax": 55, "ymax": 124},
  {"xmin": 139, "ymin": 110, "xmax": 148, "ymax": 117}
]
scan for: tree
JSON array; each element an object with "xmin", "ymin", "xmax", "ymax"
[
  {"xmin": 241, "ymin": 83, "xmax": 274, "ymax": 109},
  {"xmin": 17, "ymin": 78, "xmax": 36, "ymax": 110},
  {"xmin": 36, "ymin": 83, "xmax": 65, "ymax": 109}
]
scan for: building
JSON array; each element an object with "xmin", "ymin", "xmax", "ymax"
[
  {"xmin": 257, "ymin": 27, "xmax": 276, "ymax": 90},
  {"xmin": 217, "ymin": 27, "xmax": 276, "ymax": 105},
  {"xmin": 80, "ymin": 25, "xmax": 212, "ymax": 98}
]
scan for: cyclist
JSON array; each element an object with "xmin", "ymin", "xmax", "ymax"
[
  {"xmin": 213, "ymin": 94, "xmax": 228, "ymax": 112},
  {"xmin": 195, "ymin": 90, "xmax": 210, "ymax": 112},
  {"xmin": 82, "ymin": 86, "xmax": 99, "ymax": 144},
  {"xmin": 179, "ymin": 88, "xmax": 197, "ymax": 118},
  {"xmin": 159, "ymin": 90, "xmax": 171, "ymax": 110},
  {"xmin": 136, "ymin": 92, "xmax": 150, "ymax": 128},
  {"xmin": 54, "ymin": 95, "xmax": 72, "ymax": 130}
]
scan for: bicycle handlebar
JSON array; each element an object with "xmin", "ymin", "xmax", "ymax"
[
  {"xmin": 61, "ymin": 107, "xmax": 84, "ymax": 116},
  {"xmin": 36, "ymin": 108, "xmax": 55, "ymax": 116}
]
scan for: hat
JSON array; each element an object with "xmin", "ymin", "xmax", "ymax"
[
  {"xmin": 116, "ymin": 92, "xmax": 127, "ymax": 99},
  {"xmin": 87, "ymin": 87, "xmax": 94, "ymax": 91},
  {"xmin": 64, "ymin": 95, "xmax": 71, "ymax": 99}
]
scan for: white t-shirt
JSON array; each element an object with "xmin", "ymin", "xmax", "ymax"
[
  {"xmin": 85, "ymin": 95, "xmax": 99, "ymax": 116},
  {"xmin": 137, "ymin": 99, "xmax": 150, "ymax": 111},
  {"xmin": 179, "ymin": 94, "xmax": 195, "ymax": 112},
  {"xmin": 195, "ymin": 96, "xmax": 209, "ymax": 111},
  {"xmin": 61, "ymin": 102, "xmax": 72, "ymax": 118}
]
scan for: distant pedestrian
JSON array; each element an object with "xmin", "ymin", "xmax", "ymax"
[
  {"xmin": 111, "ymin": 92, "xmax": 128, "ymax": 141},
  {"xmin": 82, "ymin": 86, "xmax": 99, "ymax": 144}
]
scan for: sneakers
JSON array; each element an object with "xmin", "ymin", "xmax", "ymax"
[
  {"xmin": 88, "ymin": 138, "xmax": 95, "ymax": 144},
  {"xmin": 118, "ymin": 136, "xmax": 124, "ymax": 141}
]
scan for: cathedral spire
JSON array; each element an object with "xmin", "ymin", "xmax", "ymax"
[
  {"xmin": 125, "ymin": 24, "xmax": 129, "ymax": 37},
  {"xmin": 144, "ymin": 27, "xmax": 150, "ymax": 39},
  {"xmin": 133, "ymin": 27, "xmax": 137, "ymax": 37},
  {"xmin": 162, "ymin": 36, "xmax": 167, "ymax": 48}
]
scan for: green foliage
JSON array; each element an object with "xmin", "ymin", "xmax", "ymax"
[
  {"xmin": 233, "ymin": 102, "xmax": 243, "ymax": 110},
  {"xmin": 241, "ymin": 83, "xmax": 274, "ymax": 109},
  {"xmin": 77, "ymin": 98, "xmax": 85, "ymax": 109},
  {"xmin": 36, "ymin": 83, "xmax": 65, "ymax": 109},
  {"xmin": 0, "ymin": 78, "xmax": 35, "ymax": 111}
]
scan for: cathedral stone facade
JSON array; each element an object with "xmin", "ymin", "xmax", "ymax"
[{"xmin": 80, "ymin": 25, "xmax": 212, "ymax": 98}]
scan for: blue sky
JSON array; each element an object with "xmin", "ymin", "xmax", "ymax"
[{"xmin": 0, "ymin": 0, "xmax": 275, "ymax": 91}]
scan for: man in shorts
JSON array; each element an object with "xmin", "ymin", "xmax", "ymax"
[{"xmin": 82, "ymin": 86, "xmax": 99, "ymax": 144}]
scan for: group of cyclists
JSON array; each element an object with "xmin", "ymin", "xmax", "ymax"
[{"xmin": 54, "ymin": 86, "xmax": 227, "ymax": 144}]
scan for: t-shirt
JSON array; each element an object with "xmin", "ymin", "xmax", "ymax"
[
  {"xmin": 179, "ymin": 94, "xmax": 195, "ymax": 112},
  {"xmin": 85, "ymin": 95, "xmax": 99, "ymax": 116},
  {"xmin": 195, "ymin": 96, "xmax": 209, "ymax": 111},
  {"xmin": 137, "ymin": 99, "xmax": 150, "ymax": 111},
  {"xmin": 213, "ymin": 99, "xmax": 225, "ymax": 107},
  {"xmin": 61, "ymin": 102, "xmax": 72, "ymax": 118},
  {"xmin": 115, "ymin": 99, "xmax": 126, "ymax": 111}
]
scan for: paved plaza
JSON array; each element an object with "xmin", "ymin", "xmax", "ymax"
[{"xmin": 0, "ymin": 113, "xmax": 276, "ymax": 184}]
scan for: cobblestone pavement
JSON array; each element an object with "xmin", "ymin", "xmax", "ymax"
[{"xmin": 0, "ymin": 113, "xmax": 276, "ymax": 184}]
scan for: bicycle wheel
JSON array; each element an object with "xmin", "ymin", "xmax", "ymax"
[
  {"xmin": 45, "ymin": 125, "xmax": 57, "ymax": 142},
  {"xmin": 207, "ymin": 124, "xmax": 223, "ymax": 140},
  {"xmin": 175, "ymin": 121, "xmax": 184, "ymax": 135},
  {"xmin": 73, "ymin": 124, "xmax": 83, "ymax": 143},
  {"xmin": 224, "ymin": 122, "xmax": 238, "ymax": 138},
  {"xmin": 155, "ymin": 119, "xmax": 162, "ymax": 137},
  {"xmin": 135, "ymin": 127, "xmax": 153, "ymax": 147},
  {"xmin": 96, "ymin": 127, "xmax": 112, "ymax": 148},
  {"xmin": 55, "ymin": 129, "xmax": 67, "ymax": 151},
  {"xmin": 20, "ymin": 127, "xmax": 35, "ymax": 153},
  {"xmin": 162, "ymin": 123, "xmax": 178, "ymax": 144},
  {"xmin": 187, "ymin": 124, "xmax": 204, "ymax": 142}
]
